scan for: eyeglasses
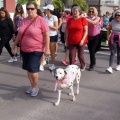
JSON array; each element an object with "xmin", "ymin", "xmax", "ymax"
[
  {"xmin": 115, "ymin": 14, "xmax": 120, "ymax": 17},
  {"xmin": 89, "ymin": 11, "xmax": 94, "ymax": 13},
  {"xmin": 26, "ymin": 8, "xmax": 35, "ymax": 11}
]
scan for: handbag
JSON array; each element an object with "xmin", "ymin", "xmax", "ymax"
[{"xmin": 20, "ymin": 16, "xmax": 38, "ymax": 58}]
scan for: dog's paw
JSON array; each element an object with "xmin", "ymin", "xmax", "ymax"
[
  {"xmin": 68, "ymin": 93, "xmax": 72, "ymax": 96},
  {"xmin": 72, "ymin": 97, "xmax": 76, "ymax": 101},
  {"xmin": 54, "ymin": 102, "xmax": 59, "ymax": 106}
]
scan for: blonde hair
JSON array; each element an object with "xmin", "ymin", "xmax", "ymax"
[{"xmin": 87, "ymin": 7, "xmax": 98, "ymax": 16}]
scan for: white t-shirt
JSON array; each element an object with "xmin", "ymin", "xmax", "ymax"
[{"xmin": 44, "ymin": 15, "xmax": 58, "ymax": 36}]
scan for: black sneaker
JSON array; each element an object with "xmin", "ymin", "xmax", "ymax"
[{"xmin": 88, "ymin": 66, "xmax": 94, "ymax": 71}]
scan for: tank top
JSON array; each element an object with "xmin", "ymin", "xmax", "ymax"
[{"xmin": 88, "ymin": 16, "xmax": 100, "ymax": 36}]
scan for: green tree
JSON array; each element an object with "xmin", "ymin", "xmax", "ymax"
[
  {"xmin": 73, "ymin": 0, "xmax": 87, "ymax": 11},
  {"xmin": 52, "ymin": 0, "xmax": 69, "ymax": 11},
  {"xmin": 18, "ymin": 0, "xmax": 36, "ymax": 4}
]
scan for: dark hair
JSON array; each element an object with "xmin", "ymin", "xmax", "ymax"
[
  {"xmin": 14, "ymin": 4, "xmax": 24, "ymax": 19},
  {"xmin": 0, "ymin": 7, "xmax": 10, "ymax": 19},
  {"xmin": 15, "ymin": 4, "xmax": 24, "ymax": 14},
  {"xmin": 53, "ymin": 8, "xmax": 61, "ymax": 18},
  {"xmin": 37, "ymin": 9, "xmax": 42, "ymax": 16},
  {"xmin": 26, "ymin": 1, "xmax": 38, "ymax": 9}
]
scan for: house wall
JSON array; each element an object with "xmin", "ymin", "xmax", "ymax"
[{"xmin": 4, "ymin": 0, "xmax": 15, "ymax": 12}]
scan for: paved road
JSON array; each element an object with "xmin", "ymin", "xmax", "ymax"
[{"xmin": 0, "ymin": 44, "xmax": 120, "ymax": 120}]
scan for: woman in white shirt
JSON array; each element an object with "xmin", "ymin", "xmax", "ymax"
[{"xmin": 43, "ymin": 4, "xmax": 58, "ymax": 70}]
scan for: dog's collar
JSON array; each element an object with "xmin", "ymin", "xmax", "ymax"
[
  {"xmin": 59, "ymin": 75, "xmax": 67, "ymax": 83},
  {"xmin": 54, "ymin": 76, "xmax": 67, "ymax": 92}
]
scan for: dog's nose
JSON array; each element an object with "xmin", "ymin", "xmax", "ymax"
[{"xmin": 56, "ymin": 76, "xmax": 58, "ymax": 79}]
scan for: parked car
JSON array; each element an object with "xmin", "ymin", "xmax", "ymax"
[{"xmin": 100, "ymin": 28, "xmax": 108, "ymax": 47}]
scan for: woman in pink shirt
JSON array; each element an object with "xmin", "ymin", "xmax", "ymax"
[
  {"xmin": 86, "ymin": 7, "xmax": 101, "ymax": 71},
  {"xmin": 12, "ymin": 1, "xmax": 50, "ymax": 97}
]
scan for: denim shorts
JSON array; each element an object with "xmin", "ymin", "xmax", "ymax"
[
  {"xmin": 21, "ymin": 51, "xmax": 43, "ymax": 73},
  {"xmin": 50, "ymin": 35, "xmax": 58, "ymax": 42}
]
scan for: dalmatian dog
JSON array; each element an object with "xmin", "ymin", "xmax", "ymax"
[{"xmin": 51, "ymin": 65, "xmax": 81, "ymax": 106}]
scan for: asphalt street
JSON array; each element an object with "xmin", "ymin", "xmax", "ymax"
[{"xmin": 0, "ymin": 43, "xmax": 120, "ymax": 120}]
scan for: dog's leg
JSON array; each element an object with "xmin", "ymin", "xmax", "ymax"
[
  {"xmin": 69, "ymin": 86, "xmax": 76, "ymax": 101},
  {"xmin": 76, "ymin": 69, "xmax": 81, "ymax": 95},
  {"xmin": 54, "ymin": 90, "xmax": 61, "ymax": 106},
  {"xmin": 76, "ymin": 78, "xmax": 80, "ymax": 95}
]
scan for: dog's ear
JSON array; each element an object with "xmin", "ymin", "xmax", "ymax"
[{"xmin": 50, "ymin": 69, "xmax": 57, "ymax": 77}]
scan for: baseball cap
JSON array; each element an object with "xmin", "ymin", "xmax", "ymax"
[{"xmin": 43, "ymin": 4, "xmax": 54, "ymax": 11}]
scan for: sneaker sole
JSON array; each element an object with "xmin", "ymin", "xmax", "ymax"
[
  {"xmin": 31, "ymin": 89, "xmax": 39, "ymax": 97},
  {"xmin": 61, "ymin": 61, "xmax": 68, "ymax": 66},
  {"xmin": 106, "ymin": 70, "xmax": 113, "ymax": 74}
]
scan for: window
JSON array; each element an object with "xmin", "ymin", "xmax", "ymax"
[{"xmin": 0, "ymin": 0, "xmax": 4, "ymax": 7}]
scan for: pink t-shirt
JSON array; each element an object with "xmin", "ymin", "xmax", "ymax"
[
  {"xmin": 18, "ymin": 16, "xmax": 49, "ymax": 52},
  {"xmin": 88, "ymin": 16, "xmax": 100, "ymax": 36},
  {"xmin": 66, "ymin": 14, "xmax": 71, "ymax": 22}
]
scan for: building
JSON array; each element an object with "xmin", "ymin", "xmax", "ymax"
[
  {"xmin": 0, "ymin": 0, "xmax": 17, "ymax": 19},
  {"xmin": 86, "ymin": 0, "xmax": 120, "ymax": 15},
  {"xmin": 0, "ymin": 0, "xmax": 17, "ymax": 12}
]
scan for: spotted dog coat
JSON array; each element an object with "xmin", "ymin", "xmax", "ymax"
[{"xmin": 52, "ymin": 65, "xmax": 81, "ymax": 106}]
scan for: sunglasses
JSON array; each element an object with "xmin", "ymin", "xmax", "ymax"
[
  {"xmin": 89, "ymin": 11, "xmax": 94, "ymax": 13},
  {"xmin": 26, "ymin": 8, "xmax": 35, "ymax": 11},
  {"xmin": 115, "ymin": 14, "xmax": 120, "ymax": 17}
]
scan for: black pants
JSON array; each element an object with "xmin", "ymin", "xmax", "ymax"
[
  {"xmin": 0, "ymin": 36, "xmax": 14, "ymax": 57},
  {"xmin": 60, "ymin": 31, "xmax": 65, "ymax": 43},
  {"xmin": 87, "ymin": 34, "xmax": 100, "ymax": 66}
]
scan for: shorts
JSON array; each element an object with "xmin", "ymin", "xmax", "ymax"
[
  {"xmin": 21, "ymin": 51, "xmax": 43, "ymax": 73},
  {"xmin": 15, "ymin": 31, "xmax": 20, "ymax": 47},
  {"xmin": 50, "ymin": 35, "xmax": 58, "ymax": 42}
]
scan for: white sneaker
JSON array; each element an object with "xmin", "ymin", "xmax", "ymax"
[
  {"xmin": 116, "ymin": 65, "xmax": 120, "ymax": 71},
  {"xmin": 49, "ymin": 64, "xmax": 56, "ymax": 70},
  {"xmin": 31, "ymin": 88, "xmax": 39, "ymax": 97},
  {"xmin": 8, "ymin": 57, "xmax": 17, "ymax": 63},
  {"xmin": 106, "ymin": 67, "xmax": 113, "ymax": 74},
  {"xmin": 26, "ymin": 87, "xmax": 32, "ymax": 94},
  {"xmin": 39, "ymin": 65, "xmax": 44, "ymax": 71}
]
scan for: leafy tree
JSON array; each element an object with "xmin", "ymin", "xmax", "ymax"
[
  {"xmin": 18, "ymin": 0, "xmax": 36, "ymax": 4},
  {"xmin": 52, "ymin": 0, "xmax": 63, "ymax": 10},
  {"xmin": 73, "ymin": 0, "xmax": 87, "ymax": 11},
  {"xmin": 52, "ymin": 0, "xmax": 87, "ymax": 11},
  {"xmin": 52, "ymin": 0, "xmax": 69, "ymax": 11}
]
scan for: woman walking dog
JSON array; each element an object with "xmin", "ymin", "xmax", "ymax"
[{"xmin": 12, "ymin": 1, "xmax": 50, "ymax": 97}]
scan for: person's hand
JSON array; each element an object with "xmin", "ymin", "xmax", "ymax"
[
  {"xmin": 79, "ymin": 40, "xmax": 84, "ymax": 46},
  {"xmin": 65, "ymin": 41, "xmax": 68, "ymax": 47},
  {"xmin": 44, "ymin": 48, "xmax": 50, "ymax": 56}
]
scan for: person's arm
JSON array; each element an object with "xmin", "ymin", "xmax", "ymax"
[
  {"xmin": 107, "ymin": 23, "xmax": 112, "ymax": 41},
  {"xmin": 86, "ymin": 17, "xmax": 100, "ymax": 24},
  {"xmin": 8, "ymin": 18, "xmax": 15, "ymax": 40},
  {"xmin": 80, "ymin": 26, "xmax": 88, "ymax": 46},
  {"xmin": 58, "ymin": 18, "xmax": 62, "ymax": 29},
  {"xmin": 49, "ymin": 21, "xmax": 58, "ymax": 30},
  {"xmin": 43, "ymin": 31, "xmax": 50, "ymax": 55}
]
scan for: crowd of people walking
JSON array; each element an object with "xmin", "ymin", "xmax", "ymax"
[{"xmin": 0, "ymin": 1, "xmax": 120, "ymax": 97}]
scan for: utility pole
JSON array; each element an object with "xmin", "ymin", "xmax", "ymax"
[
  {"xmin": 98, "ymin": 0, "xmax": 101, "ymax": 15},
  {"xmin": 119, "ymin": 0, "xmax": 120, "ymax": 9}
]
